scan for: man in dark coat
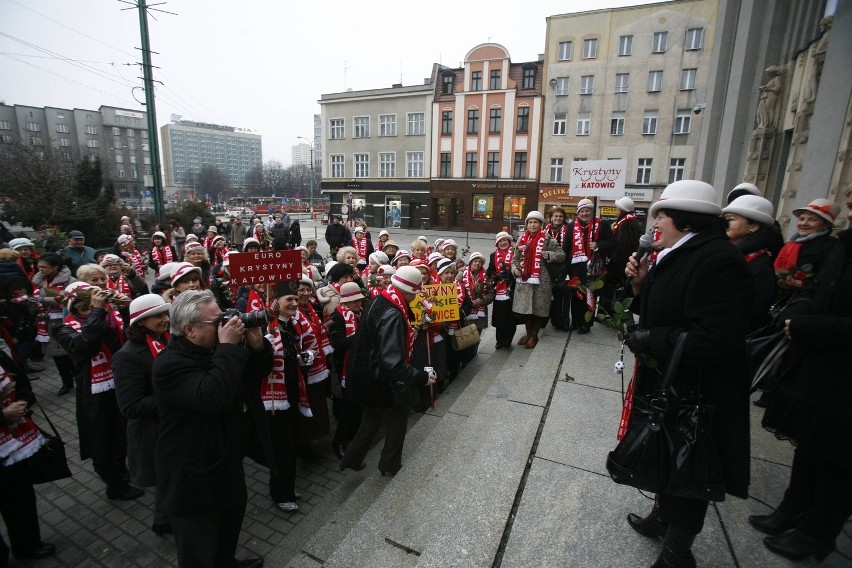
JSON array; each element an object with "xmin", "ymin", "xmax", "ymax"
[
  {"xmin": 324, "ymin": 216, "xmax": 351, "ymax": 252},
  {"xmin": 269, "ymin": 215, "xmax": 290, "ymax": 250},
  {"xmin": 339, "ymin": 265, "xmax": 435, "ymax": 476},
  {"xmin": 152, "ymin": 289, "xmax": 271, "ymax": 568}
]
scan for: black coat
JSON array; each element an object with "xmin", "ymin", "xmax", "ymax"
[
  {"xmin": 0, "ymin": 261, "xmax": 36, "ymax": 343},
  {"xmin": 736, "ymin": 229, "xmax": 781, "ymax": 333},
  {"xmin": 635, "ymin": 228, "xmax": 753, "ymax": 499},
  {"xmin": 325, "ymin": 223, "xmax": 351, "ymax": 249},
  {"xmin": 112, "ymin": 338, "xmax": 159, "ymax": 487},
  {"xmin": 764, "ymin": 229, "xmax": 852, "ymax": 468},
  {"xmin": 152, "ymin": 335, "xmax": 273, "ymax": 516},
  {"xmin": 565, "ymin": 218, "xmax": 616, "ymax": 280}
]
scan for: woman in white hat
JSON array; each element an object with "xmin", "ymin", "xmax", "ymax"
[
  {"xmin": 774, "ymin": 198, "xmax": 839, "ymax": 287},
  {"xmin": 112, "ymin": 294, "xmax": 172, "ymax": 534},
  {"xmin": 566, "ymin": 198, "xmax": 615, "ymax": 334},
  {"xmin": 32, "ymin": 253, "xmax": 77, "ymax": 395},
  {"xmin": 116, "ymin": 234, "xmax": 145, "ymax": 279},
  {"xmin": 623, "ymin": 180, "xmax": 752, "ymax": 567},
  {"xmin": 9, "ymin": 237, "xmax": 38, "ymax": 280},
  {"xmin": 511, "ymin": 210, "xmax": 567, "ymax": 349},
  {"xmin": 351, "ymin": 226, "xmax": 373, "ymax": 265},
  {"xmin": 487, "ymin": 231, "xmax": 517, "ymax": 349},
  {"xmin": 182, "ymin": 242, "xmax": 211, "ymax": 289},
  {"xmin": 375, "ymin": 229, "xmax": 390, "ymax": 252},
  {"xmin": 456, "ymin": 251, "xmax": 491, "ymax": 364},
  {"xmin": 147, "ymin": 231, "xmax": 175, "ymax": 278}
]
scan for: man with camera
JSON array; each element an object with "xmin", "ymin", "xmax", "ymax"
[{"xmin": 152, "ymin": 290, "xmax": 272, "ymax": 568}]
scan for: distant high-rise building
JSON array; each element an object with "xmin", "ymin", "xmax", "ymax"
[
  {"xmin": 160, "ymin": 118, "xmax": 262, "ymax": 189},
  {"xmin": 313, "ymin": 114, "xmax": 322, "ymax": 171},
  {"xmin": 291, "ymin": 142, "xmax": 311, "ymax": 167}
]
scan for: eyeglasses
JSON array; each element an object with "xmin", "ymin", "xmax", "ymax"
[{"xmin": 191, "ymin": 319, "xmax": 220, "ymax": 327}]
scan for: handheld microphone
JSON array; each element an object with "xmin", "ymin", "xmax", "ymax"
[{"xmin": 635, "ymin": 233, "xmax": 655, "ymax": 260}]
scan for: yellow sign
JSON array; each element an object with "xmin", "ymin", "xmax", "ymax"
[{"xmin": 410, "ymin": 283, "xmax": 461, "ymax": 325}]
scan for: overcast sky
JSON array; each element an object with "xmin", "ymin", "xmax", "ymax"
[{"xmin": 1, "ymin": 0, "xmax": 654, "ymax": 168}]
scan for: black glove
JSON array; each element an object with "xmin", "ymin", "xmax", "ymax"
[{"xmin": 625, "ymin": 329, "xmax": 651, "ymax": 354}]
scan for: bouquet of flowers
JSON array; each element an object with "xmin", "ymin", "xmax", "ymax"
[{"xmin": 776, "ymin": 264, "xmax": 813, "ymax": 291}]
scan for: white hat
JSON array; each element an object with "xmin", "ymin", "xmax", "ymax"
[
  {"xmin": 379, "ymin": 230, "xmax": 389, "ymax": 238},
  {"xmin": 792, "ymin": 198, "xmax": 840, "ymax": 226},
  {"xmin": 354, "ymin": 226, "xmax": 364, "ymax": 234},
  {"xmin": 157, "ymin": 262, "xmax": 179, "ymax": 281},
  {"xmin": 434, "ymin": 238, "xmax": 445, "ymax": 248},
  {"xmin": 170, "ymin": 262, "xmax": 202, "ymax": 286},
  {"xmin": 207, "ymin": 226, "xmax": 218, "ymax": 234},
  {"xmin": 382, "ymin": 240, "xmax": 399, "ymax": 251},
  {"xmin": 726, "ymin": 182, "xmax": 761, "ymax": 203},
  {"xmin": 723, "ymin": 195, "xmax": 775, "ymax": 226},
  {"xmin": 129, "ymin": 294, "xmax": 170, "ymax": 326},
  {"xmin": 441, "ymin": 239, "xmax": 457, "ymax": 250},
  {"xmin": 577, "ymin": 199, "xmax": 594, "ymax": 211},
  {"xmin": 121, "ymin": 215, "xmax": 130, "ymax": 221},
  {"xmin": 436, "ymin": 258, "xmax": 455, "ymax": 275},
  {"xmin": 391, "ymin": 265, "xmax": 423, "ymax": 294},
  {"xmin": 649, "ymin": 180, "xmax": 722, "ymax": 218},
  {"xmin": 184, "ymin": 234, "xmax": 199, "ymax": 243},
  {"xmin": 184, "ymin": 241, "xmax": 205, "ymax": 254},
  {"xmin": 117, "ymin": 234, "xmax": 134, "ymax": 246},
  {"xmin": 368, "ymin": 251, "xmax": 389, "ymax": 265},
  {"xmin": 427, "ymin": 251, "xmax": 444, "ymax": 264},
  {"xmin": 304, "ymin": 265, "xmax": 322, "ymax": 282},
  {"xmin": 468, "ymin": 252, "xmax": 485, "ymax": 264},
  {"xmin": 376, "ymin": 264, "xmax": 396, "ymax": 277},
  {"xmin": 243, "ymin": 238, "xmax": 261, "ymax": 250},
  {"xmin": 294, "ymin": 246, "xmax": 309, "ymax": 253},
  {"xmin": 63, "ymin": 281, "xmax": 92, "ymax": 308},
  {"xmin": 323, "ymin": 260, "xmax": 338, "ymax": 276},
  {"xmin": 526, "ymin": 210, "xmax": 545, "ymax": 223},
  {"xmin": 392, "ymin": 250, "xmax": 411, "ymax": 264},
  {"xmin": 99, "ymin": 254, "xmax": 123, "ymax": 267},
  {"xmin": 339, "ymin": 281, "xmax": 365, "ymax": 303},
  {"xmin": 615, "ymin": 196, "xmax": 635, "ymax": 212},
  {"xmin": 211, "ymin": 235, "xmax": 225, "ymax": 246},
  {"xmin": 417, "ymin": 235, "xmax": 428, "ymax": 244},
  {"xmin": 298, "ymin": 273, "xmax": 315, "ymax": 288},
  {"xmin": 8, "ymin": 238, "xmax": 34, "ymax": 250},
  {"xmin": 151, "ymin": 231, "xmax": 167, "ymax": 241},
  {"xmin": 495, "ymin": 231, "xmax": 512, "ymax": 245}
]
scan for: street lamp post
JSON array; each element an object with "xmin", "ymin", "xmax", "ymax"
[{"xmin": 297, "ymin": 136, "xmax": 315, "ymax": 216}]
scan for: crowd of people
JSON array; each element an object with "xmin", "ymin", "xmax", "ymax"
[{"xmin": 0, "ymin": 183, "xmax": 848, "ymax": 567}]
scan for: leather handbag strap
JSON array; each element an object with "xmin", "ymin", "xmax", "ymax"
[
  {"xmin": 32, "ymin": 400, "xmax": 62, "ymax": 438},
  {"xmin": 660, "ymin": 331, "xmax": 688, "ymax": 392}
]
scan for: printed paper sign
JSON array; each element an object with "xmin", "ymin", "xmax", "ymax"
[
  {"xmin": 228, "ymin": 250, "xmax": 302, "ymax": 285},
  {"xmin": 410, "ymin": 283, "xmax": 461, "ymax": 325},
  {"xmin": 569, "ymin": 159, "xmax": 627, "ymax": 198}
]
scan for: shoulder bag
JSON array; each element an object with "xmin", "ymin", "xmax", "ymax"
[
  {"xmin": 451, "ymin": 319, "xmax": 480, "ymax": 351},
  {"xmin": 606, "ymin": 331, "xmax": 726, "ymax": 501},
  {"xmin": 27, "ymin": 401, "xmax": 72, "ymax": 484}
]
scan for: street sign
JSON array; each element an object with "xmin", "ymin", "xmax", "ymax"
[{"xmin": 340, "ymin": 204, "xmax": 349, "ymax": 214}]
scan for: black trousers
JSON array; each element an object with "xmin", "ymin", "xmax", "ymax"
[
  {"xmin": 550, "ymin": 284, "xmax": 571, "ymax": 329},
  {"xmin": 0, "ymin": 461, "xmax": 42, "ymax": 564},
  {"xmin": 53, "ymin": 355, "xmax": 75, "ymax": 388},
  {"xmin": 171, "ymin": 502, "xmax": 246, "ymax": 568},
  {"xmin": 87, "ymin": 392, "xmax": 130, "ymax": 490},
  {"xmin": 340, "ymin": 404, "xmax": 408, "ymax": 474},
  {"xmin": 331, "ymin": 394, "xmax": 361, "ymax": 447},
  {"xmin": 778, "ymin": 440, "xmax": 852, "ymax": 541},
  {"xmin": 266, "ymin": 410, "xmax": 298, "ymax": 503},
  {"xmin": 657, "ymin": 493, "xmax": 709, "ymax": 536}
]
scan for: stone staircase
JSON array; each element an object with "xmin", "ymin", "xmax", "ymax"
[{"xmin": 269, "ymin": 326, "xmax": 569, "ymax": 567}]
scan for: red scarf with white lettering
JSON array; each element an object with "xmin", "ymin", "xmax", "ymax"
[
  {"xmin": 64, "ymin": 311, "xmax": 124, "ymax": 394},
  {"xmin": 571, "ymin": 219, "xmax": 600, "ymax": 264},
  {"xmin": 517, "ymin": 229, "xmax": 545, "ymax": 284},
  {"xmin": 292, "ymin": 308, "xmax": 329, "ymax": 384},
  {"xmin": 334, "ymin": 304, "xmax": 358, "ymax": 384},
  {"xmin": 262, "ymin": 324, "xmax": 311, "ymax": 416},
  {"xmin": 545, "ymin": 223, "xmax": 568, "ymax": 247},
  {"xmin": 446, "ymin": 282, "xmax": 467, "ymax": 333},
  {"xmin": 301, "ymin": 302, "xmax": 332, "ymax": 357},
  {"xmin": 213, "ymin": 246, "xmax": 228, "ymax": 266},
  {"xmin": 352, "ymin": 235, "xmax": 369, "ymax": 260},
  {"xmin": 493, "ymin": 247, "xmax": 514, "ymax": 299},
  {"xmin": 107, "ymin": 274, "xmax": 132, "ymax": 297},
  {"xmin": 381, "ymin": 286, "xmax": 415, "ymax": 363},
  {"xmin": 145, "ymin": 332, "xmax": 169, "ymax": 359},
  {"xmin": 0, "ymin": 370, "xmax": 46, "ymax": 466},
  {"xmin": 247, "ymin": 289, "xmax": 265, "ymax": 313},
  {"xmin": 150, "ymin": 245, "xmax": 173, "ymax": 271},
  {"xmin": 648, "ymin": 229, "xmax": 662, "ymax": 266},
  {"xmin": 611, "ymin": 212, "xmax": 637, "ymax": 235},
  {"xmin": 462, "ymin": 266, "xmax": 486, "ymax": 318},
  {"xmin": 123, "ymin": 249, "xmax": 145, "ymax": 279}
]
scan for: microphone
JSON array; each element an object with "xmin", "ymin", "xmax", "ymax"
[{"xmin": 636, "ymin": 233, "xmax": 654, "ymax": 260}]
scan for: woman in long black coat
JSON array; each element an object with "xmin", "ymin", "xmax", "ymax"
[
  {"xmin": 752, "ymin": 194, "xmax": 851, "ymax": 562},
  {"xmin": 624, "ymin": 180, "xmax": 752, "ymax": 568}
]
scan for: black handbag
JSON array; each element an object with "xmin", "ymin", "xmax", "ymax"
[
  {"xmin": 745, "ymin": 326, "xmax": 790, "ymax": 393},
  {"xmin": 26, "ymin": 401, "xmax": 72, "ymax": 484},
  {"xmin": 606, "ymin": 332, "xmax": 726, "ymax": 501}
]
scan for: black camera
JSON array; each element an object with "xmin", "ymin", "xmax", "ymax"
[{"xmin": 219, "ymin": 308, "xmax": 268, "ymax": 328}]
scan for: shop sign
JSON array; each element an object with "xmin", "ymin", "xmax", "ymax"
[{"xmin": 569, "ymin": 159, "xmax": 627, "ymax": 198}]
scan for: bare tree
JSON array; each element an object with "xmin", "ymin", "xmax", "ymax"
[{"xmin": 196, "ymin": 165, "xmax": 230, "ymax": 201}]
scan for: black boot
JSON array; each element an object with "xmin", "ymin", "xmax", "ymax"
[
  {"xmin": 628, "ymin": 503, "xmax": 667, "ymax": 539},
  {"xmin": 651, "ymin": 526, "xmax": 697, "ymax": 568},
  {"xmin": 763, "ymin": 529, "xmax": 834, "ymax": 561},
  {"xmin": 748, "ymin": 508, "xmax": 803, "ymax": 536}
]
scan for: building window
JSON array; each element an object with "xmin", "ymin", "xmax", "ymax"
[
  {"xmin": 610, "ymin": 111, "xmax": 625, "ymax": 135},
  {"xmin": 62, "ymin": 151, "xmax": 71, "ymax": 161},
  {"xmin": 86, "ymin": 114, "xmax": 92, "ymax": 122},
  {"xmin": 558, "ymin": 40, "xmax": 572, "ymax": 61},
  {"xmin": 440, "ymin": 153, "xmax": 451, "ymax": 177},
  {"xmin": 127, "ymin": 129, "xmax": 135, "ymax": 138},
  {"xmin": 129, "ymin": 155, "xmax": 136, "ymax": 164},
  {"xmin": 354, "ymin": 153, "xmax": 369, "ymax": 177},
  {"xmin": 577, "ymin": 112, "xmax": 591, "ymax": 136},
  {"xmin": 472, "ymin": 194, "xmax": 494, "ymax": 220},
  {"xmin": 465, "ymin": 152, "xmax": 478, "ymax": 178},
  {"xmin": 618, "ymin": 35, "xmax": 633, "ymax": 56},
  {"xmin": 57, "ymin": 124, "xmax": 69, "ymax": 133},
  {"xmin": 407, "ymin": 113, "xmax": 425, "ymax": 135},
  {"xmin": 503, "ymin": 195, "xmax": 526, "ymax": 221},
  {"xmin": 112, "ymin": 126, "xmax": 121, "ymax": 136},
  {"xmin": 642, "ymin": 111, "xmax": 658, "ymax": 135},
  {"xmin": 379, "ymin": 114, "xmax": 396, "ymax": 136},
  {"xmin": 0, "ymin": 135, "xmax": 12, "ymax": 144},
  {"xmin": 652, "ymin": 31, "xmax": 668, "ymax": 53},
  {"xmin": 522, "ymin": 66, "xmax": 536, "ymax": 89},
  {"xmin": 636, "ymin": 158, "xmax": 653, "ymax": 184},
  {"xmin": 113, "ymin": 140, "xmax": 122, "ymax": 149},
  {"xmin": 379, "ymin": 153, "xmax": 395, "ymax": 177},
  {"xmin": 115, "ymin": 154, "xmax": 124, "ymax": 163},
  {"xmin": 517, "ymin": 107, "xmax": 529, "ymax": 133},
  {"xmin": 555, "ymin": 76, "xmax": 569, "ymax": 96},
  {"xmin": 87, "ymin": 139, "xmax": 99, "ymax": 148},
  {"xmin": 29, "ymin": 136, "xmax": 43, "ymax": 145},
  {"xmin": 143, "ymin": 156, "xmax": 150, "ymax": 165},
  {"xmin": 128, "ymin": 141, "xmax": 136, "ymax": 151},
  {"xmin": 407, "ymin": 152, "xmax": 424, "ymax": 177},
  {"xmin": 582, "ymin": 38, "xmax": 598, "ymax": 59},
  {"xmin": 514, "ymin": 152, "xmax": 527, "ymax": 178},
  {"xmin": 615, "ymin": 73, "xmax": 629, "ymax": 93},
  {"xmin": 550, "ymin": 158, "xmax": 564, "ymax": 182},
  {"xmin": 471, "ymin": 71, "xmax": 482, "ymax": 91},
  {"xmin": 489, "ymin": 108, "xmax": 502, "ymax": 133},
  {"xmin": 553, "ymin": 113, "xmax": 567, "ymax": 136},
  {"xmin": 680, "ymin": 68, "xmax": 697, "ymax": 90},
  {"xmin": 685, "ymin": 28, "xmax": 704, "ymax": 50},
  {"xmin": 354, "ymin": 116, "xmax": 370, "ymax": 138},
  {"xmin": 85, "ymin": 125, "xmax": 97, "ymax": 134},
  {"xmin": 26, "ymin": 122, "xmax": 41, "ymax": 132},
  {"xmin": 0, "ymin": 121, "xmax": 10, "ymax": 130},
  {"xmin": 131, "ymin": 168, "xmax": 138, "ymax": 179},
  {"xmin": 59, "ymin": 137, "xmax": 71, "ymax": 146},
  {"xmin": 442, "ymin": 110, "xmax": 453, "ymax": 135},
  {"xmin": 674, "ymin": 111, "xmax": 692, "ymax": 134},
  {"xmin": 490, "ymin": 70, "xmax": 501, "ymax": 90},
  {"xmin": 330, "ymin": 119, "xmax": 344, "ymax": 139},
  {"xmin": 647, "ymin": 70, "xmax": 663, "ymax": 92},
  {"xmin": 117, "ymin": 168, "xmax": 125, "ymax": 178},
  {"xmin": 580, "ymin": 75, "xmax": 594, "ymax": 95},
  {"xmin": 486, "ymin": 152, "xmax": 499, "ymax": 178},
  {"xmin": 56, "ymin": 112, "xmax": 64, "ymax": 119},
  {"xmin": 330, "ymin": 154, "xmax": 344, "ymax": 177},
  {"xmin": 141, "ymin": 130, "xmax": 148, "ymax": 139},
  {"xmin": 467, "ymin": 109, "xmax": 479, "ymax": 134},
  {"xmin": 442, "ymin": 73, "xmax": 454, "ymax": 94},
  {"xmin": 669, "ymin": 158, "xmax": 686, "ymax": 183}
]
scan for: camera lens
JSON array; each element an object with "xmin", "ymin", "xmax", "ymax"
[{"xmin": 239, "ymin": 310, "xmax": 268, "ymax": 328}]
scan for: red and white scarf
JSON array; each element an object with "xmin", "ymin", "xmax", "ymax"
[
  {"xmin": 334, "ymin": 304, "xmax": 359, "ymax": 386},
  {"xmin": 63, "ymin": 311, "xmax": 124, "ymax": 394},
  {"xmin": 517, "ymin": 230, "xmax": 545, "ymax": 284},
  {"xmin": 493, "ymin": 247, "xmax": 514, "ymax": 300},
  {"xmin": 301, "ymin": 302, "xmax": 332, "ymax": 357},
  {"xmin": 648, "ymin": 229, "xmax": 662, "ymax": 266},
  {"xmin": 247, "ymin": 288, "xmax": 266, "ymax": 313},
  {"xmin": 462, "ymin": 266, "xmax": 486, "ymax": 319},
  {"xmin": 352, "ymin": 235, "xmax": 369, "ymax": 260},
  {"xmin": 123, "ymin": 249, "xmax": 145, "ymax": 279},
  {"xmin": 571, "ymin": 219, "xmax": 601, "ymax": 264},
  {"xmin": 262, "ymin": 324, "xmax": 311, "ymax": 416},
  {"xmin": 611, "ymin": 212, "xmax": 637, "ymax": 235},
  {"xmin": 107, "ymin": 274, "xmax": 132, "ymax": 298},
  {"xmin": 213, "ymin": 246, "xmax": 229, "ymax": 267},
  {"xmin": 293, "ymin": 308, "xmax": 329, "ymax": 384},
  {"xmin": 617, "ymin": 361, "xmax": 638, "ymax": 441},
  {"xmin": 150, "ymin": 245, "xmax": 173, "ymax": 274},
  {"xmin": 145, "ymin": 332, "xmax": 169, "ymax": 359},
  {"xmin": 446, "ymin": 282, "xmax": 467, "ymax": 334},
  {"xmin": 0, "ymin": 370, "xmax": 46, "ymax": 466},
  {"xmin": 545, "ymin": 222, "xmax": 569, "ymax": 247},
  {"xmin": 381, "ymin": 286, "xmax": 415, "ymax": 363}
]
